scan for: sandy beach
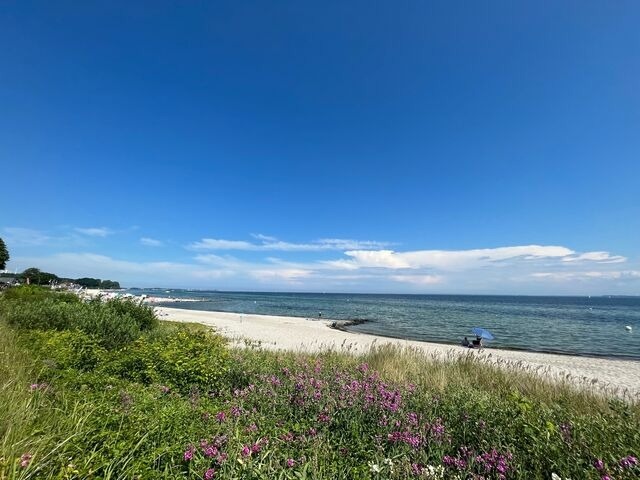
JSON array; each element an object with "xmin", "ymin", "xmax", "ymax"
[{"xmin": 157, "ymin": 306, "xmax": 640, "ymax": 400}]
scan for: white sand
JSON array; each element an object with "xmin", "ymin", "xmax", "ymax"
[{"xmin": 157, "ymin": 306, "xmax": 640, "ymax": 400}]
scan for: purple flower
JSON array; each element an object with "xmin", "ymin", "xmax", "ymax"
[
  {"xmin": 619, "ymin": 455, "xmax": 638, "ymax": 469},
  {"xmin": 215, "ymin": 411, "xmax": 226, "ymax": 423},
  {"xmin": 594, "ymin": 459, "xmax": 605, "ymax": 471},
  {"xmin": 240, "ymin": 445, "xmax": 251, "ymax": 457},
  {"xmin": 286, "ymin": 458, "xmax": 296, "ymax": 468},
  {"xmin": 203, "ymin": 445, "xmax": 218, "ymax": 458},
  {"xmin": 183, "ymin": 445, "xmax": 195, "ymax": 461},
  {"xmin": 204, "ymin": 468, "xmax": 216, "ymax": 479},
  {"xmin": 246, "ymin": 423, "xmax": 258, "ymax": 432}
]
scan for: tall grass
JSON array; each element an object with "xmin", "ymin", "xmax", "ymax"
[{"xmin": 1, "ymin": 287, "xmax": 638, "ymax": 479}]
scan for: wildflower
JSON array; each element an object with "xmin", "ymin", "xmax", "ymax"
[
  {"xmin": 620, "ymin": 455, "xmax": 638, "ymax": 469},
  {"xmin": 215, "ymin": 411, "xmax": 226, "ymax": 423},
  {"xmin": 594, "ymin": 459, "xmax": 605, "ymax": 471},
  {"xmin": 246, "ymin": 423, "xmax": 258, "ymax": 432},
  {"xmin": 203, "ymin": 445, "xmax": 218, "ymax": 458},
  {"xmin": 286, "ymin": 458, "xmax": 296, "ymax": 468},
  {"xmin": 240, "ymin": 445, "xmax": 251, "ymax": 457},
  {"xmin": 204, "ymin": 468, "xmax": 216, "ymax": 479},
  {"xmin": 368, "ymin": 461, "xmax": 381, "ymax": 473},
  {"xmin": 159, "ymin": 385, "xmax": 170, "ymax": 394},
  {"xmin": 20, "ymin": 453, "xmax": 32, "ymax": 468},
  {"xmin": 183, "ymin": 445, "xmax": 195, "ymax": 461}
]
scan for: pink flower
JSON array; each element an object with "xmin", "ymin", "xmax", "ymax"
[
  {"xmin": 20, "ymin": 453, "xmax": 32, "ymax": 468},
  {"xmin": 215, "ymin": 411, "xmax": 226, "ymax": 423},
  {"xmin": 204, "ymin": 468, "xmax": 216, "ymax": 479},
  {"xmin": 594, "ymin": 459, "xmax": 605, "ymax": 471},
  {"xmin": 241, "ymin": 445, "xmax": 251, "ymax": 457},
  {"xmin": 183, "ymin": 445, "xmax": 195, "ymax": 461},
  {"xmin": 203, "ymin": 445, "xmax": 218, "ymax": 458},
  {"xmin": 286, "ymin": 458, "xmax": 296, "ymax": 468}
]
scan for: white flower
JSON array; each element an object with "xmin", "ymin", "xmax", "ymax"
[{"xmin": 368, "ymin": 462, "xmax": 381, "ymax": 473}]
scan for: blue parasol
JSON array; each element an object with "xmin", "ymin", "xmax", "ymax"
[{"xmin": 471, "ymin": 327, "xmax": 495, "ymax": 340}]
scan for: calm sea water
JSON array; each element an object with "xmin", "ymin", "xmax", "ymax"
[{"xmin": 129, "ymin": 289, "xmax": 640, "ymax": 360}]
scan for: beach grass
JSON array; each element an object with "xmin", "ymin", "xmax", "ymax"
[{"xmin": 0, "ymin": 286, "xmax": 638, "ymax": 479}]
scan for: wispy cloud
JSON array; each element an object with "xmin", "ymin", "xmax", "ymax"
[
  {"xmin": 531, "ymin": 270, "xmax": 640, "ymax": 281},
  {"xmin": 140, "ymin": 237, "xmax": 163, "ymax": 247},
  {"xmin": 2, "ymin": 227, "xmax": 52, "ymax": 246},
  {"xmin": 187, "ymin": 235, "xmax": 392, "ymax": 252},
  {"xmin": 75, "ymin": 227, "xmax": 114, "ymax": 237}
]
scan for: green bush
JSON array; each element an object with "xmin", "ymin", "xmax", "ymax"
[
  {"xmin": 0, "ymin": 291, "xmax": 158, "ymax": 349},
  {"xmin": 1, "ymin": 285, "xmax": 79, "ymax": 303},
  {"xmin": 103, "ymin": 328, "xmax": 231, "ymax": 393},
  {"xmin": 97, "ymin": 297, "xmax": 158, "ymax": 332},
  {"xmin": 23, "ymin": 329, "xmax": 106, "ymax": 371}
]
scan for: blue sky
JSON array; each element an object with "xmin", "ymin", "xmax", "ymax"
[{"xmin": 2, "ymin": 1, "xmax": 639, "ymax": 294}]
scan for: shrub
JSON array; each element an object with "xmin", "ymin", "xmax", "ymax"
[
  {"xmin": 103, "ymin": 328, "xmax": 231, "ymax": 393},
  {"xmin": 97, "ymin": 297, "xmax": 158, "ymax": 331},
  {"xmin": 1, "ymin": 285, "xmax": 79, "ymax": 303},
  {"xmin": 0, "ymin": 292, "xmax": 159, "ymax": 349},
  {"xmin": 23, "ymin": 329, "xmax": 106, "ymax": 371}
]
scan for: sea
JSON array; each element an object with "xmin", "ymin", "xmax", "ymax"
[{"xmin": 128, "ymin": 289, "xmax": 640, "ymax": 360}]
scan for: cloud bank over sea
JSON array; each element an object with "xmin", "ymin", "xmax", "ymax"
[{"xmin": 4, "ymin": 227, "xmax": 638, "ymax": 295}]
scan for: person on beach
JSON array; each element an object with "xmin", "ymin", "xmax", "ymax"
[
  {"xmin": 472, "ymin": 336, "xmax": 482, "ymax": 348},
  {"xmin": 461, "ymin": 337, "xmax": 470, "ymax": 347},
  {"xmin": 319, "ymin": 311, "xmax": 322, "ymax": 318}
]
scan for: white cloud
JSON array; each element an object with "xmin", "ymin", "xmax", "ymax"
[
  {"xmin": 561, "ymin": 251, "xmax": 626, "ymax": 263},
  {"xmin": 75, "ymin": 227, "xmax": 113, "ymax": 237},
  {"xmin": 250, "ymin": 269, "xmax": 313, "ymax": 283},
  {"xmin": 390, "ymin": 274, "xmax": 443, "ymax": 285},
  {"xmin": 330, "ymin": 245, "xmax": 577, "ymax": 271},
  {"xmin": 531, "ymin": 270, "xmax": 640, "ymax": 281},
  {"xmin": 140, "ymin": 237, "xmax": 163, "ymax": 247},
  {"xmin": 6, "ymin": 238, "xmax": 638, "ymax": 295},
  {"xmin": 187, "ymin": 235, "xmax": 392, "ymax": 252}
]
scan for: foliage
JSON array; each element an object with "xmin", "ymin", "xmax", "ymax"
[
  {"xmin": 19, "ymin": 268, "xmax": 59, "ymax": 286},
  {"xmin": 0, "ymin": 287, "xmax": 157, "ymax": 349},
  {"xmin": 0, "ymin": 237, "xmax": 8, "ymax": 270},
  {"xmin": 0, "ymin": 293, "xmax": 638, "ymax": 479},
  {"xmin": 103, "ymin": 328, "xmax": 231, "ymax": 393},
  {"xmin": 99, "ymin": 279, "xmax": 121, "ymax": 289},
  {"xmin": 0, "ymin": 285, "xmax": 79, "ymax": 303}
]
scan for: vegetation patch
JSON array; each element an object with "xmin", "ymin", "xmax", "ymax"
[{"xmin": 0, "ymin": 286, "xmax": 638, "ymax": 479}]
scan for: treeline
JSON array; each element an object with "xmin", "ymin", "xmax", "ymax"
[{"xmin": 8, "ymin": 268, "xmax": 120, "ymax": 289}]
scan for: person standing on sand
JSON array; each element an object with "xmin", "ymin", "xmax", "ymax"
[{"xmin": 319, "ymin": 311, "xmax": 322, "ymax": 318}]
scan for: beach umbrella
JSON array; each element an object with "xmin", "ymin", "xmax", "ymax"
[{"xmin": 471, "ymin": 327, "xmax": 495, "ymax": 340}]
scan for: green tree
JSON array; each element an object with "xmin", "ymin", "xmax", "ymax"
[
  {"xmin": 0, "ymin": 237, "xmax": 8, "ymax": 270},
  {"xmin": 75, "ymin": 277, "xmax": 102, "ymax": 288},
  {"xmin": 20, "ymin": 268, "xmax": 59, "ymax": 285}
]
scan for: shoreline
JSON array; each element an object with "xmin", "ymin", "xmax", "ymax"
[{"xmin": 157, "ymin": 306, "xmax": 640, "ymax": 399}]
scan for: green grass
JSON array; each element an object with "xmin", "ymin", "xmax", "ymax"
[{"xmin": 0, "ymin": 286, "xmax": 638, "ymax": 479}]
